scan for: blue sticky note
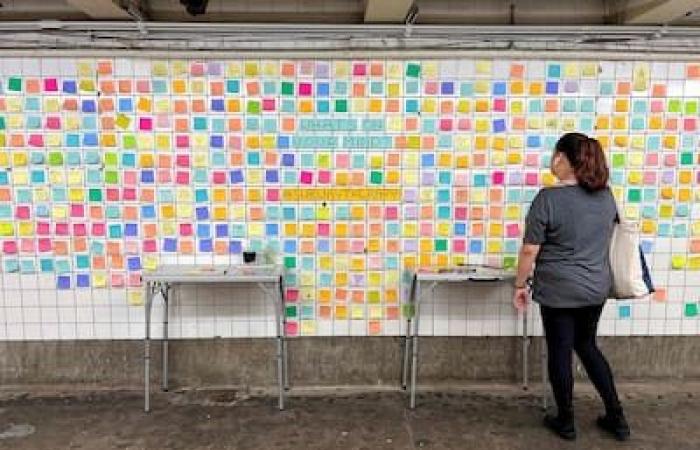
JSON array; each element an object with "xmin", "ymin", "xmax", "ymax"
[
  {"xmin": 76, "ymin": 273, "xmax": 90, "ymax": 288},
  {"xmin": 317, "ymin": 240, "xmax": 330, "ymax": 252},
  {"xmin": 124, "ymin": 223, "xmax": 138, "ymax": 237},
  {"xmin": 438, "ymin": 206, "xmax": 451, "ymax": 220},
  {"xmin": 441, "ymin": 81, "xmax": 455, "ymax": 95},
  {"xmin": 57, "ymin": 275, "xmax": 71, "ymax": 289},
  {"xmin": 229, "ymin": 240, "xmax": 242, "ymax": 254},
  {"xmin": 454, "ymin": 223, "xmax": 466, "ymax": 236},
  {"xmin": 108, "ymin": 224, "xmax": 122, "ymax": 238},
  {"xmin": 266, "ymin": 224, "xmax": 279, "ymax": 236},
  {"xmin": 31, "ymin": 170, "xmax": 46, "ymax": 183},
  {"xmin": 66, "ymin": 134, "xmax": 80, "ymax": 147},
  {"xmin": 317, "ymin": 100, "xmax": 329, "ymax": 113},
  {"xmin": 640, "ymin": 240, "xmax": 653, "ymax": 254},
  {"xmin": 163, "ymin": 238, "xmax": 177, "ymax": 252},
  {"xmin": 547, "ymin": 64, "xmax": 561, "ymax": 78},
  {"xmin": 141, "ymin": 170, "xmax": 154, "ymax": 183},
  {"xmin": 210, "ymin": 98, "xmax": 225, "ymax": 112},
  {"xmin": 469, "ymin": 240, "xmax": 483, "ymax": 253},
  {"xmin": 545, "ymin": 81, "xmax": 559, "ymax": 94},
  {"xmin": 284, "ymin": 240, "xmax": 297, "ymax": 253},
  {"xmin": 83, "ymin": 133, "xmax": 98, "ymax": 146},
  {"xmin": 127, "ymin": 257, "xmax": 141, "ymax": 271},
  {"xmin": 226, "ymin": 79, "xmax": 240, "ymax": 93},
  {"xmin": 4, "ymin": 259, "xmax": 19, "ymax": 273},
  {"xmin": 619, "ymin": 305, "xmax": 631, "ymax": 318},
  {"xmin": 460, "ymin": 82, "xmax": 473, "ymax": 96},
  {"xmin": 265, "ymin": 170, "xmax": 279, "ymax": 183},
  {"xmin": 230, "ymin": 170, "xmax": 244, "ymax": 183},
  {"xmin": 199, "ymin": 239, "xmax": 213, "ymax": 252},
  {"xmin": 405, "ymin": 99, "xmax": 419, "ymax": 113},
  {"xmin": 194, "ymin": 189, "xmax": 208, "ymax": 203},
  {"xmin": 81, "ymin": 100, "xmax": 96, "ymax": 113},
  {"xmin": 210, "ymin": 135, "xmax": 224, "ymax": 149},
  {"xmin": 317, "ymin": 82, "xmax": 330, "ymax": 97},
  {"xmin": 493, "ymin": 119, "xmax": 506, "ymax": 133},
  {"xmin": 421, "ymin": 154, "xmax": 435, "ymax": 167},
  {"xmin": 527, "ymin": 135, "xmax": 541, "ymax": 148},
  {"xmin": 492, "ymin": 82, "xmax": 506, "ymax": 96},
  {"xmin": 62, "ymin": 80, "xmax": 77, "ymax": 93},
  {"xmin": 215, "ymin": 224, "xmax": 229, "ymax": 237},
  {"xmin": 196, "ymin": 207, "xmax": 209, "ymax": 220},
  {"xmin": 122, "ymin": 153, "xmax": 136, "ymax": 167},
  {"xmin": 197, "ymin": 224, "xmax": 210, "ymax": 238},
  {"xmin": 473, "ymin": 174, "xmax": 488, "ymax": 187},
  {"xmin": 40, "ymin": 258, "xmax": 54, "ymax": 272},
  {"xmin": 118, "ymin": 97, "xmax": 133, "ymax": 112},
  {"xmin": 152, "ymin": 80, "xmax": 167, "ymax": 94}
]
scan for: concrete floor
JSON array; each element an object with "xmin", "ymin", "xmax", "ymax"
[{"xmin": 0, "ymin": 383, "xmax": 698, "ymax": 450}]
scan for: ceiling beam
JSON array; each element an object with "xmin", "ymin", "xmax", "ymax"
[
  {"xmin": 364, "ymin": 0, "xmax": 414, "ymax": 23},
  {"xmin": 66, "ymin": 0, "xmax": 132, "ymax": 20},
  {"xmin": 624, "ymin": 0, "xmax": 698, "ymax": 24}
]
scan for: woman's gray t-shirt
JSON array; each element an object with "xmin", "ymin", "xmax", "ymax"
[{"xmin": 523, "ymin": 185, "xmax": 617, "ymax": 308}]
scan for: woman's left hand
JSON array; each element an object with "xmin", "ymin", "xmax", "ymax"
[{"xmin": 512, "ymin": 287, "xmax": 530, "ymax": 311}]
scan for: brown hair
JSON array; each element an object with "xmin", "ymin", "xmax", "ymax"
[{"xmin": 554, "ymin": 132, "xmax": 609, "ymax": 192}]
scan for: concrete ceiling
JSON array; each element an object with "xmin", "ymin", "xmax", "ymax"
[{"xmin": 0, "ymin": 0, "xmax": 699, "ymax": 25}]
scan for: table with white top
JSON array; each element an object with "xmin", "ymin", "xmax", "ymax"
[
  {"xmin": 401, "ymin": 268, "xmax": 530, "ymax": 409},
  {"xmin": 142, "ymin": 264, "xmax": 287, "ymax": 412}
]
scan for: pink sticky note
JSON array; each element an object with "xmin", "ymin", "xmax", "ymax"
[
  {"xmin": 385, "ymin": 206, "xmax": 398, "ymax": 220},
  {"xmin": 46, "ymin": 116, "xmax": 61, "ymax": 129},
  {"xmin": 91, "ymin": 223, "xmax": 105, "ymax": 236},
  {"xmin": 286, "ymin": 289, "xmax": 299, "ymax": 302},
  {"xmin": 176, "ymin": 171, "xmax": 190, "ymax": 184},
  {"xmin": 455, "ymin": 207, "xmax": 467, "ymax": 220},
  {"xmin": 664, "ymin": 154, "xmax": 677, "ymax": 167},
  {"xmin": 317, "ymin": 170, "xmax": 331, "ymax": 184},
  {"xmin": 650, "ymin": 100, "xmax": 664, "ymax": 113},
  {"xmin": 156, "ymin": 114, "xmax": 170, "ymax": 128},
  {"xmin": 506, "ymin": 224, "xmax": 521, "ymax": 238},
  {"xmin": 20, "ymin": 239, "xmax": 35, "ymax": 253},
  {"xmin": 646, "ymin": 153, "xmax": 659, "ymax": 166},
  {"xmin": 351, "ymin": 240, "xmax": 365, "ymax": 253},
  {"xmin": 684, "ymin": 118, "xmax": 697, "ymax": 131},
  {"xmin": 123, "ymin": 171, "xmax": 137, "ymax": 186},
  {"xmin": 176, "ymin": 135, "xmax": 189, "ymax": 148},
  {"xmin": 128, "ymin": 274, "xmax": 142, "ymax": 287},
  {"xmin": 298, "ymin": 83, "xmax": 312, "ymax": 96},
  {"xmin": 55, "ymin": 223, "xmax": 69, "ymax": 235},
  {"xmin": 335, "ymin": 154, "xmax": 349, "ymax": 168},
  {"xmin": 420, "ymin": 223, "xmax": 433, "ymax": 236},
  {"xmin": 285, "ymin": 321, "xmax": 298, "ymax": 336},
  {"xmin": 424, "ymin": 81, "xmax": 438, "ymax": 95},
  {"xmin": 266, "ymin": 189, "xmax": 279, "ymax": 201},
  {"xmin": 15, "ymin": 206, "xmax": 30, "ymax": 219},
  {"xmin": 176, "ymin": 155, "xmax": 190, "ymax": 167},
  {"xmin": 143, "ymin": 240, "xmax": 157, "ymax": 252},
  {"xmin": 440, "ymin": 119, "xmax": 453, "ymax": 131},
  {"xmin": 125, "ymin": 240, "xmax": 139, "ymax": 254},
  {"xmin": 455, "ymin": 173, "xmax": 468, "ymax": 186},
  {"xmin": 317, "ymin": 223, "xmax": 330, "ymax": 236},
  {"xmin": 28, "ymin": 134, "xmax": 44, "ymax": 147},
  {"xmin": 70, "ymin": 205, "xmax": 84, "ymax": 217},
  {"xmin": 525, "ymin": 154, "xmax": 539, "ymax": 166},
  {"xmin": 139, "ymin": 117, "xmax": 153, "ymax": 131},
  {"xmin": 111, "ymin": 274, "xmax": 125, "ymax": 287},
  {"xmin": 263, "ymin": 99, "xmax": 276, "ymax": 111},
  {"xmin": 228, "ymin": 136, "xmax": 241, "ymax": 150},
  {"xmin": 44, "ymin": 78, "xmax": 58, "ymax": 92},
  {"xmin": 457, "ymin": 119, "xmax": 471, "ymax": 130},
  {"xmin": 157, "ymin": 170, "xmax": 171, "ymax": 183},
  {"xmin": 122, "ymin": 188, "xmax": 136, "ymax": 201},
  {"xmin": 2, "ymin": 241, "xmax": 18, "ymax": 254},
  {"xmin": 525, "ymin": 172, "xmax": 539, "ymax": 185},
  {"xmin": 38, "ymin": 238, "xmax": 52, "ymax": 252},
  {"xmin": 493, "ymin": 98, "xmax": 506, "ymax": 112},
  {"xmin": 136, "ymin": 80, "xmax": 150, "ymax": 93},
  {"xmin": 212, "ymin": 171, "xmax": 226, "ymax": 184},
  {"xmin": 73, "ymin": 224, "xmax": 87, "ymax": 236},
  {"xmin": 352, "ymin": 64, "xmax": 367, "ymax": 76},
  {"xmin": 190, "ymin": 62, "xmax": 205, "ymax": 76},
  {"xmin": 106, "ymin": 188, "xmax": 120, "ymax": 201},
  {"xmin": 492, "ymin": 171, "xmax": 505, "ymax": 185},
  {"xmin": 453, "ymin": 239, "xmax": 466, "ymax": 252},
  {"xmin": 299, "ymin": 171, "xmax": 313, "ymax": 184},
  {"xmin": 179, "ymin": 224, "xmax": 193, "ymax": 236},
  {"xmin": 37, "ymin": 222, "xmax": 50, "ymax": 235},
  {"xmin": 643, "ymin": 171, "xmax": 657, "ymax": 184}
]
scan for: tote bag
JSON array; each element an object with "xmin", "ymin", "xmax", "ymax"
[{"xmin": 609, "ymin": 200, "xmax": 655, "ymax": 299}]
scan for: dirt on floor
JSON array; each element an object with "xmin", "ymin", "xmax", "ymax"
[{"xmin": 0, "ymin": 382, "xmax": 698, "ymax": 450}]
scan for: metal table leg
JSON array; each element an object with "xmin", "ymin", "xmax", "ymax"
[
  {"xmin": 144, "ymin": 281, "xmax": 155, "ymax": 413},
  {"xmin": 409, "ymin": 281, "xmax": 422, "ymax": 409},
  {"xmin": 279, "ymin": 277, "xmax": 289, "ymax": 391},
  {"xmin": 162, "ymin": 284, "xmax": 170, "ymax": 392},
  {"xmin": 401, "ymin": 275, "xmax": 416, "ymax": 390},
  {"xmin": 522, "ymin": 306, "xmax": 529, "ymax": 390},
  {"xmin": 260, "ymin": 281, "xmax": 285, "ymax": 411}
]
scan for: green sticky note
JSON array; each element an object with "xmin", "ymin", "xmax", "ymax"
[
  {"xmin": 122, "ymin": 134, "xmax": 136, "ymax": 149},
  {"xmin": 284, "ymin": 256, "xmax": 296, "ymax": 269},
  {"xmin": 8, "ymin": 77, "xmax": 22, "ymax": 92},
  {"xmin": 48, "ymin": 152, "xmax": 63, "ymax": 166},
  {"xmin": 680, "ymin": 153, "xmax": 693, "ymax": 165},
  {"xmin": 406, "ymin": 63, "xmax": 421, "ymax": 78},
  {"xmin": 281, "ymin": 82, "xmax": 294, "ymax": 96},
  {"xmin": 104, "ymin": 153, "xmax": 118, "ymax": 167},
  {"xmin": 402, "ymin": 303, "xmax": 415, "ymax": 319},
  {"xmin": 627, "ymin": 189, "xmax": 641, "ymax": 203},
  {"xmin": 247, "ymin": 100, "xmax": 260, "ymax": 114},
  {"xmin": 684, "ymin": 303, "xmax": 698, "ymax": 317},
  {"xmin": 370, "ymin": 171, "xmax": 383, "ymax": 184},
  {"xmin": 612, "ymin": 154, "xmax": 625, "ymax": 168},
  {"xmin": 668, "ymin": 99, "xmax": 681, "ymax": 113},
  {"xmin": 434, "ymin": 239, "xmax": 447, "ymax": 252},
  {"xmin": 104, "ymin": 170, "xmax": 119, "ymax": 184},
  {"xmin": 0, "ymin": 117, "xmax": 5, "ymax": 130},
  {"xmin": 89, "ymin": 189, "xmax": 102, "ymax": 201},
  {"xmin": 684, "ymin": 101, "xmax": 698, "ymax": 115},
  {"xmin": 334, "ymin": 99, "xmax": 347, "ymax": 113},
  {"xmin": 285, "ymin": 305, "xmax": 297, "ymax": 318},
  {"xmin": 503, "ymin": 256, "xmax": 517, "ymax": 270}
]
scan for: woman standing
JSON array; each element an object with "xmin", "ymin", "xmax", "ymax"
[{"xmin": 512, "ymin": 133, "xmax": 630, "ymax": 441}]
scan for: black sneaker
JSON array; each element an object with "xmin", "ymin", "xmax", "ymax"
[
  {"xmin": 544, "ymin": 414, "xmax": 577, "ymax": 441},
  {"xmin": 597, "ymin": 414, "xmax": 631, "ymax": 441}
]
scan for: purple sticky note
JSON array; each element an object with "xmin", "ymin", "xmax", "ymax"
[
  {"xmin": 493, "ymin": 119, "xmax": 506, "ymax": 133},
  {"xmin": 404, "ymin": 205, "xmax": 418, "ymax": 220},
  {"xmin": 403, "ymin": 188, "xmax": 418, "ymax": 203},
  {"xmin": 315, "ymin": 63, "xmax": 330, "ymax": 78},
  {"xmin": 57, "ymin": 276, "xmax": 71, "ymax": 289},
  {"xmin": 207, "ymin": 62, "xmax": 222, "ymax": 76},
  {"xmin": 564, "ymin": 80, "xmax": 579, "ymax": 93},
  {"xmin": 421, "ymin": 172, "xmax": 435, "ymax": 185},
  {"xmin": 404, "ymin": 240, "xmax": 418, "ymax": 252}
]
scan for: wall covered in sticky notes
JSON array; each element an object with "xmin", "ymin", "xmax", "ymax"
[{"xmin": 0, "ymin": 57, "xmax": 699, "ymax": 340}]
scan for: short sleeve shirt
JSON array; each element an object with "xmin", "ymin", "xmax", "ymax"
[{"xmin": 523, "ymin": 185, "xmax": 617, "ymax": 308}]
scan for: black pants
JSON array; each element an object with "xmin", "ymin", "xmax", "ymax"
[{"xmin": 541, "ymin": 304, "xmax": 622, "ymax": 418}]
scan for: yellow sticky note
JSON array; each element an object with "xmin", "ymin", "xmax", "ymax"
[
  {"xmin": 351, "ymin": 306, "xmax": 364, "ymax": 320},
  {"xmin": 128, "ymin": 291, "xmax": 144, "ymax": 306},
  {"xmin": 476, "ymin": 60, "xmax": 492, "ymax": 75},
  {"xmin": 18, "ymin": 222, "xmax": 33, "ymax": 236},
  {"xmin": 671, "ymin": 255, "xmax": 687, "ymax": 270},
  {"xmin": 93, "ymin": 272, "xmax": 107, "ymax": 288},
  {"xmin": 225, "ymin": 61, "xmax": 241, "ymax": 77},
  {"xmin": 176, "ymin": 204, "xmax": 193, "ymax": 218},
  {"xmin": 0, "ymin": 222, "xmax": 13, "ymax": 236},
  {"xmin": 12, "ymin": 169, "xmax": 28, "ymax": 185},
  {"xmin": 78, "ymin": 79, "xmax": 95, "ymax": 92},
  {"xmin": 487, "ymin": 240, "xmax": 503, "ymax": 253},
  {"xmin": 49, "ymin": 170, "xmax": 65, "ymax": 184},
  {"xmin": 115, "ymin": 114, "xmax": 131, "ymax": 129},
  {"xmin": 244, "ymin": 61, "xmax": 259, "ymax": 77},
  {"xmin": 137, "ymin": 97, "xmax": 152, "ymax": 112},
  {"xmin": 46, "ymin": 134, "xmax": 61, "ymax": 147},
  {"xmin": 633, "ymin": 63, "xmax": 650, "ymax": 91},
  {"xmin": 52, "ymin": 205, "xmax": 67, "ymax": 219},
  {"xmin": 248, "ymin": 223, "xmax": 264, "ymax": 237},
  {"xmin": 68, "ymin": 170, "xmax": 83, "ymax": 186},
  {"xmin": 300, "ymin": 320, "xmax": 315, "ymax": 336},
  {"xmin": 152, "ymin": 61, "xmax": 169, "ymax": 76},
  {"xmin": 77, "ymin": 61, "xmax": 93, "ymax": 76}
]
